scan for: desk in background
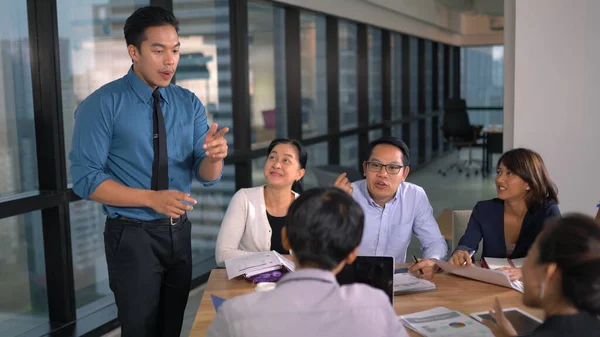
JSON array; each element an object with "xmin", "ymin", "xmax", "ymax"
[{"xmin": 190, "ymin": 268, "xmax": 542, "ymax": 337}]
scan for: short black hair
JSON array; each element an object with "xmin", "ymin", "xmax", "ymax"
[
  {"xmin": 124, "ymin": 6, "xmax": 180, "ymax": 51},
  {"xmin": 366, "ymin": 136, "xmax": 410, "ymax": 166},
  {"xmin": 285, "ymin": 187, "xmax": 364, "ymax": 270},
  {"xmin": 537, "ymin": 214, "xmax": 600, "ymax": 315},
  {"xmin": 267, "ymin": 138, "xmax": 308, "ymax": 193}
]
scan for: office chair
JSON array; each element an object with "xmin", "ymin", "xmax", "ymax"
[
  {"xmin": 438, "ymin": 99, "xmax": 482, "ymax": 178},
  {"xmin": 451, "ymin": 210, "xmax": 482, "ymax": 261}
]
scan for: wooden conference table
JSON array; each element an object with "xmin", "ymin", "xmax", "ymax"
[{"xmin": 190, "ymin": 266, "xmax": 542, "ymax": 337}]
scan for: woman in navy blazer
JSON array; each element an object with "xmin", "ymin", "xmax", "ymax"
[{"xmin": 449, "ymin": 148, "xmax": 560, "ymax": 280}]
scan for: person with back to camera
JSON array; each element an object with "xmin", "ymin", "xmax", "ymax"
[
  {"xmin": 207, "ymin": 187, "xmax": 409, "ymax": 337},
  {"xmin": 449, "ymin": 148, "xmax": 560, "ymax": 281},
  {"xmin": 215, "ymin": 138, "xmax": 307, "ymax": 266},
  {"xmin": 483, "ymin": 214, "xmax": 600, "ymax": 336}
]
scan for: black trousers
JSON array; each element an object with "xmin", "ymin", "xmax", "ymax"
[{"xmin": 104, "ymin": 215, "xmax": 192, "ymax": 337}]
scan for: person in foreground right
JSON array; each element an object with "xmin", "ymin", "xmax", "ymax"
[{"xmin": 483, "ymin": 214, "xmax": 600, "ymax": 337}]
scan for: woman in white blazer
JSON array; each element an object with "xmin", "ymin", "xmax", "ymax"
[{"xmin": 215, "ymin": 139, "xmax": 307, "ymax": 266}]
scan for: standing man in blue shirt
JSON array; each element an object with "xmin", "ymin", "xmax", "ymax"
[
  {"xmin": 69, "ymin": 6, "xmax": 227, "ymax": 337},
  {"xmin": 334, "ymin": 136, "xmax": 447, "ymax": 280}
]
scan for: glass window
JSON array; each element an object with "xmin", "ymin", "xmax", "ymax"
[
  {"xmin": 58, "ymin": 0, "xmax": 149, "ymax": 187},
  {"xmin": 306, "ymin": 142, "xmax": 328, "ymax": 167},
  {"xmin": 0, "ymin": 1, "xmax": 38, "ymax": 197},
  {"xmin": 175, "ymin": 0, "xmax": 234, "ymax": 148},
  {"xmin": 410, "ymin": 121, "xmax": 419, "ymax": 168},
  {"xmin": 69, "ymin": 200, "xmax": 114, "ymax": 315},
  {"xmin": 448, "ymin": 46, "xmax": 455, "ymax": 99},
  {"xmin": 338, "ymin": 21, "xmax": 357, "ymax": 131},
  {"xmin": 425, "ymin": 117, "xmax": 433, "ymax": 162},
  {"xmin": 190, "ymin": 164, "xmax": 235, "ymax": 277},
  {"xmin": 369, "ymin": 129, "xmax": 383, "ymax": 142},
  {"xmin": 425, "ymin": 41, "xmax": 433, "ymax": 113},
  {"xmin": 301, "ymin": 13, "xmax": 327, "ymax": 138},
  {"xmin": 460, "ymin": 45, "xmax": 504, "ymax": 125},
  {"xmin": 0, "ymin": 212, "xmax": 48, "ymax": 336},
  {"xmin": 392, "ymin": 124, "xmax": 403, "ymax": 140},
  {"xmin": 368, "ymin": 28, "xmax": 382, "ymax": 124},
  {"xmin": 438, "ymin": 43, "xmax": 445, "ymax": 108},
  {"xmin": 409, "ymin": 37, "xmax": 419, "ymax": 116},
  {"xmin": 391, "ymin": 34, "xmax": 403, "ymax": 120},
  {"xmin": 248, "ymin": 1, "xmax": 286, "ymax": 149},
  {"xmin": 252, "ymin": 155, "xmax": 267, "ymax": 187},
  {"xmin": 340, "ymin": 135, "xmax": 358, "ymax": 168}
]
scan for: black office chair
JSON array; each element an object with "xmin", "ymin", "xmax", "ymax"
[{"xmin": 438, "ymin": 99, "xmax": 482, "ymax": 178}]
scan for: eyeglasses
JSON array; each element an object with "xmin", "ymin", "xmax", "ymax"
[{"xmin": 366, "ymin": 161, "xmax": 405, "ymax": 175}]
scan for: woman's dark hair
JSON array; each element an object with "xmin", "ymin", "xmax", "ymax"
[
  {"xmin": 124, "ymin": 6, "xmax": 180, "ymax": 51},
  {"xmin": 537, "ymin": 214, "xmax": 600, "ymax": 315},
  {"xmin": 267, "ymin": 138, "xmax": 307, "ymax": 193},
  {"xmin": 497, "ymin": 148, "xmax": 558, "ymax": 210},
  {"xmin": 285, "ymin": 187, "xmax": 364, "ymax": 270}
]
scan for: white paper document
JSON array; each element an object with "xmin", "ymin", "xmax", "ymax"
[
  {"xmin": 393, "ymin": 273, "xmax": 436, "ymax": 294},
  {"xmin": 400, "ymin": 307, "xmax": 493, "ymax": 337},
  {"xmin": 434, "ymin": 259, "xmax": 523, "ymax": 292},
  {"xmin": 224, "ymin": 251, "xmax": 295, "ymax": 280}
]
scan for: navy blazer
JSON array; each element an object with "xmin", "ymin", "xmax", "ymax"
[{"xmin": 455, "ymin": 198, "xmax": 561, "ymax": 259}]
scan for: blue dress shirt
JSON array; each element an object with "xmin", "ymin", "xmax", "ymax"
[
  {"xmin": 351, "ymin": 180, "xmax": 448, "ymax": 263},
  {"xmin": 455, "ymin": 198, "xmax": 561, "ymax": 259},
  {"xmin": 69, "ymin": 67, "xmax": 220, "ymax": 220}
]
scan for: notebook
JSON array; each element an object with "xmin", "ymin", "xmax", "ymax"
[
  {"xmin": 393, "ymin": 272, "xmax": 437, "ymax": 294},
  {"xmin": 336, "ymin": 256, "xmax": 395, "ymax": 304},
  {"xmin": 482, "ymin": 257, "xmax": 525, "ymax": 270},
  {"xmin": 224, "ymin": 251, "xmax": 295, "ymax": 280}
]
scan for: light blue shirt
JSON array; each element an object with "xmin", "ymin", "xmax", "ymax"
[
  {"xmin": 69, "ymin": 67, "xmax": 220, "ymax": 220},
  {"xmin": 207, "ymin": 268, "xmax": 409, "ymax": 337},
  {"xmin": 352, "ymin": 180, "xmax": 447, "ymax": 263}
]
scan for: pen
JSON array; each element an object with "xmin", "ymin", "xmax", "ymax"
[
  {"xmin": 411, "ymin": 254, "xmax": 424, "ymax": 275},
  {"xmin": 462, "ymin": 250, "xmax": 476, "ymax": 266}
]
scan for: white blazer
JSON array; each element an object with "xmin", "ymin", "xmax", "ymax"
[{"xmin": 215, "ymin": 186, "xmax": 299, "ymax": 267}]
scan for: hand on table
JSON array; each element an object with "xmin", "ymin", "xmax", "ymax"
[{"xmin": 408, "ymin": 258, "xmax": 439, "ymax": 281}]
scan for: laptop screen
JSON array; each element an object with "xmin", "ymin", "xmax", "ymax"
[{"xmin": 335, "ymin": 256, "xmax": 394, "ymax": 304}]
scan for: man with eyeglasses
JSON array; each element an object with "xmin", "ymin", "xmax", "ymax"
[{"xmin": 334, "ymin": 136, "xmax": 447, "ymax": 280}]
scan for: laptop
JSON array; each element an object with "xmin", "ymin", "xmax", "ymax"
[{"xmin": 336, "ymin": 256, "xmax": 395, "ymax": 304}]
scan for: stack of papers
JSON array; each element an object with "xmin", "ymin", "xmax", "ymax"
[
  {"xmin": 434, "ymin": 259, "xmax": 523, "ymax": 292},
  {"xmin": 482, "ymin": 257, "xmax": 525, "ymax": 270},
  {"xmin": 224, "ymin": 251, "xmax": 295, "ymax": 280},
  {"xmin": 393, "ymin": 273, "xmax": 436, "ymax": 294},
  {"xmin": 400, "ymin": 307, "xmax": 493, "ymax": 337}
]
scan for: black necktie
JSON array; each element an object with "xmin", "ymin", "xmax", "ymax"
[{"xmin": 151, "ymin": 89, "xmax": 169, "ymax": 191}]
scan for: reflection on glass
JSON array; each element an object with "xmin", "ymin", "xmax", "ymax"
[
  {"xmin": 340, "ymin": 135, "xmax": 358, "ymax": 168},
  {"xmin": 438, "ymin": 43, "xmax": 446, "ymax": 108},
  {"xmin": 175, "ymin": 0, "xmax": 234, "ymax": 148},
  {"xmin": 189, "ymin": 164, "xmax": 235, "ymax": 277},
  {"xmin": 0, "ymin": 212, "xmax": 48, "ymax": 336},
  {"xmin": 369, "ymin": 129, "xmax": 383, "ymax": 142},
  {"xmin": 306, "ymin": 142, "xmax": 328, "ymax": 167},
  {"xmin": 69, "ymin": 200, "xmax": 114, "ymax": 315},
  {"xmin": 301, "ymin": 12, "xmax": 327, "ymax": 138},
  {"xmin": 425, "ymin": 41, "xmax": 433, "ymax": 113},
  {"xmin": 409, "ymin": 37, "xmax": 419, "ymax": 116},
  {"xmin": 248, "ymin": 1, "xmax": 286, "ymax": 149},
  {"xmin": 339, "ymin": 21, "xmax": 358, "ymax": 130},
  {"xmin": 0, "ymin": 1, "xmax": 39, "ymax": 197},
  {"xmin": 252, "ymin": 155, "xmax": 267, "ymax": 187},
  {"xmin": 58, "ymin": 0, "xmax": 149, "ymax": 187},
  {"xmin": 368, "ymin": 27, "xmax": 382, "ymax": 124},
  {"xmin": 391, "ymin": 34, "xmax": 403, "ymax": 120},
  {"xmin": 426, "ymin": 117, "xmax": 433, "ymax": 162},
  {"xmin": 392, "ymin": 124, "xmax": 403, "ymax": 140},
  {"xmin": 410, "ymin": 121, "xmax": 419, "ymax": 168},
  {"xmin": 460, "ymin": 45, "xmax": 504, "ymax": 125}
]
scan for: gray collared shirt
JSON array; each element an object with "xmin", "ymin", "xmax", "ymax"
[
  {"xmin": 206, "ymin": 268, "xmax": 409, "ymax": 337},
  {"xmin": 352, "ymin": 180, "xmax": 448, "ymax": 263}
]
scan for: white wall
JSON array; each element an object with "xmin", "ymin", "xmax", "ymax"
[{"xmin": 506, "ymin": 0, "xmax": 600, "ymax": 215}]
